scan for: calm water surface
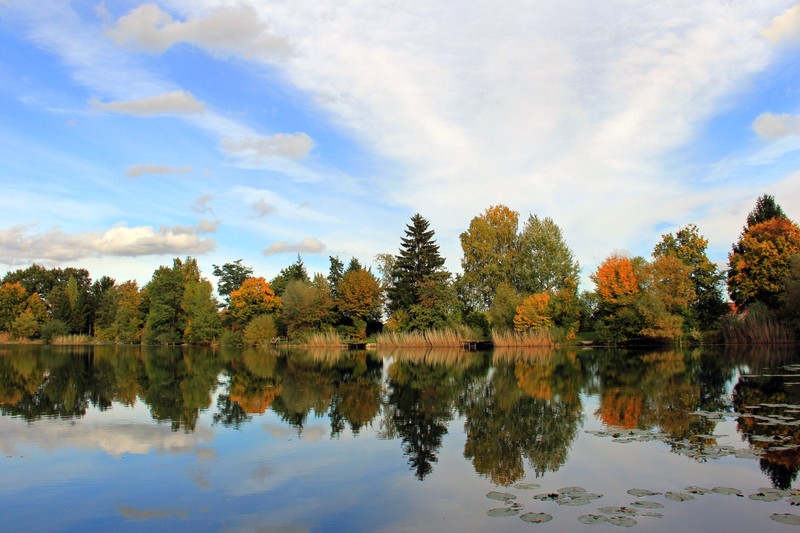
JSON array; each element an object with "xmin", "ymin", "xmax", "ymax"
[{"xmin": 1, "ymin": 344, "xmax": 799, "ymax": 532}]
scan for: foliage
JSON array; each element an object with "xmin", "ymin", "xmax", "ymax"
[
  {"xmin": 728, "ymin": 217, "xmax": 800, "ymax": 309},
  {"xmin": 229, "ymin": 277, "xmax": 281, "ymax": 328},
  {"xmin": 459, "ymin": 205, "xmax": 519, "ymax": 310},
  {"xmin": 270, "ymin": 256, "xmax": 310, "ymax": 296},
  {"xmin": 0, "ymin": 282, "xmax": 28, "ymax": 332},
  {"xmin": 112, "ymin": 281, "xmax": 143, "ymax": 343},
  {"xmin": 182, "ymin": 279, "xmax": 222, "ymax": 344},
  {"xmin": 487, "ymin": 282, "xmax": 521, "ymax": 332},
  {"xmin": 591, "ymin": 255, "xmax": 639, "ymax": 304},
  {"xmin": 746, "ymin": 194, "xmax": 786, "ymax": 228},
  {"xmin": 653, "ymin": 224, "xmax": 727, "ymax": 329},
  {"xmin": 718, "ymin": 303, "xmax": 796, "ymax": 344},
  {"xmin": 243, "ymin": 314, "xmax": 278, "ymax": 346},
  {"xmin": 212, "ymin": 259, "xmax": 253, "ymax": 303},
  {"xmin": 516, "ymin": 215, "xmax": 580, "ymax": 295},
  {"xmin": 386, "ymin": 214, "xmax": 447, "ymax": 314},
  {"xmin": 337, "ymin": 267, "xmax": 383, "ymax": 323},
  {"xmin": 328, "ymin": 255, "xmax": 345, "ymax": 300},
  {"xmin": 40, "ymin": 319, "xmax": 69, "ymax": 343},
  {"xmin": 513, "ymin": 292, "xmax": 553, "ymax": 331}
]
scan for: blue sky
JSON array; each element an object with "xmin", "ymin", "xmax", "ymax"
[{"xmin": 2, "ymin": 1, "xmax": 800, "ymax": 291}]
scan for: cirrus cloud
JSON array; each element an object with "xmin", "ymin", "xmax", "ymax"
[
  {"xmin": 220, "ymin": 133, "xmax": 314, "ymax": 162},
  {"xmin": 125, "ymin": 164, "xmax": 192, "ymax": 178}
]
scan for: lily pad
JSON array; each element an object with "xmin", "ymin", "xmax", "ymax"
[
  {"xmin": 598, "ymin": 506, "xmax": 637, "ymax": 515},
  {"xmin": 514, "ymin": 483, "xmax": 541, "ymax": 490},
  {"xmin": 639, "ymin": 512, "xmax": 664, "ymax": 518},
  {"xmin": 771, "ymin": 513, "xmax": 800, "ymax": 526},
  {"xmin": 665, "ymin": 492, "xmax": 694, "ymax": 502},
  {"xmin": 558, "ymin": 486, "xmax": 586, "ymax": 494},
  {"xmin": 685, "ymin": 486, "xmax": 712, "ymax": 495},
  {"xmin": 711, "ymin": 487, "xmax": 743, "ymax": 496},
  {"xmin": 607, "ymin": 516, "xmax": 638, "ymax": 527},
  {"xmin": 556, "ymin": 497, "xmax": 593, "ymax": 506},
  {"xmin": 520, "ymin": 512, "xmax": 553, "ymax": 524},
  {"xmin": 487, "ymin": 507, "xmax": 519, "ymax": 517},
  {"xmin": 487, "ymin": 491, "xmax": 517, "ymax": 501},
  {"xmin": 750, "ymin": 492, "xmax": 783, "ymax": 502},
  {"xmin": 787, "ymin": 496, "xmax": 800, "ymax": 506},
  {"xmin": 627, "ymin": 488, "xmax": 660, "ymax": 497},
  {"xmin": 631, "ymin": 500, "xmax": 664, "ymax": 509},
  {"xmin": 577, "ymin": 514, "xmax": 608, "ymax": 525},
  {"xmin": 533, "ymin": 493, "xmax": 560, "ymax": 501}
]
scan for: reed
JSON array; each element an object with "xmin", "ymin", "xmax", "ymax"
[
  {"xmin": 491, "ymin": 328, "xmax": 555, "ymax": 347},
  {"xmin": 718, "ymin": 311, "xmax": 796, "ymax": 345},
  {"xmin": 51, "ymin": 334, "xmax": 93, "ymax": 345},
  {"xmin": 302, "ymin": 331, "xmax": 345, "ymax": 347},
  {"xmin": 376, "ymin": 326, "xmax": 479, "ymax": 347}
]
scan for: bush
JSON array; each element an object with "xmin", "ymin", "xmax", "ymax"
[
  {"xmin": 244, "ymin": 314, "xmax": 278, "ymax": 346},
  {"xmin": 220, "ymin": 329, "xmax": 244, "ymax": 347},
  {"xmin": 40, "ymin": 320, "xmax": 69, "ymax": 343}
]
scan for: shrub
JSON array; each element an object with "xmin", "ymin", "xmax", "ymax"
[
  {"xmin": 40, "ymin": 320, "xmax": 69, "ymax": 344},
  {"xmin": 244, "ymin": 314, "xmax": 278, "ymax": 346}
]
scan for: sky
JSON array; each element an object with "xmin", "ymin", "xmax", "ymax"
[{"xmin": 2, "ymin": 1, "xmax": 800, "ymax": 293}]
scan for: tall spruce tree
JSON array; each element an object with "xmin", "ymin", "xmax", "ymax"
[{"xmin": 387, "ymin": 214, "xmax": 447, "ymax": 314}]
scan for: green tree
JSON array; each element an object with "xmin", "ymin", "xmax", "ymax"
[
  {"xmin": 270, "ymin": 256, "xmax": 310, "ymax": 296},
  {"xmin": 747, "ymin": 194, "xmax": 786, "ymax": 228},
  {"xmin": 488, "ymin": 282, "xmax": 521, "ymax": 332},
  {"xmin": 654, "ymin": 224, "xmax": 727, "ymax": 329},
  {"xmin": 0, "ymin": 282, "xmax": 27, "ymax": 332},
  {"xmin": 141, "ymin": 258, "xmax": 196, "ymax": 344},
  {"xmin": 516, "ymin": 215, "xmax": 580, "ymax": 295},
  {"xmin": 328, "ymin": 256, "xmax": 345, "ymax": 300},
  {"xmin": 386, "ymin": 214, "xmax": 447, "ymax": 314},
  {"xmin": 459, "ymin": 205, "xmax": 519, "ymax": 310},
  {"xmin": 337, "ymin": 267, "xmax": 382, "ymax": 339},
  {"xmin": 182, "ymin": 279, "xmax": 222, "ymax": 344},
  {"xmin": 112, "ymin": 280, "xmax": 143, "ymax": 343},
  {"xmin": 212, "ymin": 259, "xmax": 253, "ymax": 304}
]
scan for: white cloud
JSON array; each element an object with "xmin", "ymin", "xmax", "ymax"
[
  {"xmin": 220, "ymin": 133, "xmax": 314, "ymax": 161},
  {"xmin": 752, "ymin": 112, "xmax": 800, "ymax": 139},
  {"xmin": 105, "ymin": 3, "xmax": 289, "ymax": 59},
  {"xmin": 251, "ymin": 198, "xmax": 275, "ymax": 217},
  {"xmin": 0, "ymin": 221, "xmax": 216, "ymax": 264},
  {"xmin": 263, "ymin": 237, "xmax": 325, "ymax": 256},
  {"xmin": 190, "ymin": 194, "xmax": 215, "ymax": 214},
  {"xmin": 763, "ymin": 4, "xmax": 800, "ymax": 43},
  {"xmin": 125, "ymin": 164, "xmax": 192, "ymax": 177},
  {"xmin": 91, "ymin": 90, "xmax": 205, "ymax": 115}
]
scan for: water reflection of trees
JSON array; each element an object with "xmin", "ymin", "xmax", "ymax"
[{"xmin": 457, "ymin": 350, "xmax": 585, "ymax": 485}]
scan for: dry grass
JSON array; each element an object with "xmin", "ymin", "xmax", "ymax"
[
  {"xmin": 492, "ymin": 328, "xmax": 555, "ymax": 347},
  {"xmin": 50, "ymin": 334, "xmax": 93, "ymax": 345},
  {"xmin": 492, "ymin": 346, "xmax": 555, "ymax": 363},
  {"xmin": 376, "ymin": 326, "xmax": 480, "ymax": 347},
  {"xmin": 302, "ymin": 331, "xmax": 345, "ymax": 347}
]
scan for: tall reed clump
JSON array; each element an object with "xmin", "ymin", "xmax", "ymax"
[
  {"xmin": 718, "ymin": 308, "xmax": 796, "ymax": 344},
  {"xmin": 492, "ymin": 328, "xmax": 555, "ymax": 347},
  {"xmin": 376, "ymin": 326, "xmax": 479, "ymax": 347},
  {"xmin": 51, "ymin": 334, "xmax": 93, "ymax": 345},
  {"xmin": 302, "ymin": 331, "xmax": 345, "ymax": 347}
]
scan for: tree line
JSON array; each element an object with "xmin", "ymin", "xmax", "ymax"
[{"xmin": 0, "ymin": 194, "xmax": 797, "ymax": 345}]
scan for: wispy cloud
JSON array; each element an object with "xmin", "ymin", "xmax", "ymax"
[
  {"xmin": 763, "ymin": 4, "xmax": 800, "ymax": 44},
  {"xmin": 251, "ymin": 198, "xmax": 275, "ymax": 217},
  {"xmin": 125, "ymin": 164, "xmax": 192, "ymax": 178},
  {"xmin": 104, "ymin": 4, "xmax": 289, "ymax": 59},
  {"xmin": 263, "ymin": 237, "xmax": 325, "ymax": 256},
  {"xmin": 191, "ymin": 194, "xmax": 215, "ymax": 215},
  {"xmin": 92, "ymin": 90, "xmax": 205, "ymax": 115}
]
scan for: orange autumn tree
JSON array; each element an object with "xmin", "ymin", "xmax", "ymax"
[
  {"xmin": 229, "ymin": 277, "xmax": 281, "ymax": 328},
  {"xmin": 590, "ymin": 255, "xmax": 639, "ymax": 304},
  {"xmin": 513, "ymin": 292, "xmax": 553, "ymax": 331}
]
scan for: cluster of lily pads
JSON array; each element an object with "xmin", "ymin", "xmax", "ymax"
[{"xmin": 485, "ymin": 484, "xmax": 800, "ymax": 526}]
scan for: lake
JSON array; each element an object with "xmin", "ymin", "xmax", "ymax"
[{"xmin": 1, "ymin": 344, "xmax": 800, "ymax": 531}]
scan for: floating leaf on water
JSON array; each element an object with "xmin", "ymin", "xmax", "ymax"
[
  {"xmin": 627, "ymin": 488, "xmax": 660, "ymax": 497},
  {"xmin": 577, "ymin": 514, "xmax": 608, "ymax": 525},
  {"xmin": 487, "ymin": 507, "xmax": 519, "ymax": 517},
  {"xmin": 759, "ymin": 487, "xmax": 790, "ymax": 497},
  {"xmin": 558, "ymin": 486, "xmax": 587, "ymax": 494},
  {"xmin": 514, "ymin": 483, "xmax": 541, "ymax": 490},
  {"xmin": 533, "ymin": 493, "xmax": 560, "ymax": 501},
  {"xmin": 787, "ymin": 496, "xmax": 800, "ymax": 506},
  {"xmin": 520, "ymin": 512, "xmax": 553, "ymax": 524},
  {"xmin": 685, "ymin": 486, "xmax": 712, "ymax": 495},
  {"xmin": 771, "ymin": 513, "xmax": 800, "ymax": 526},
  {"xmin": 612, "ymin": 438, "xmax": 637, "ymax": 443},
  {"xmin": 749, "ymin": 492, "xmax": 783, "ymax": 502},
  {"xmin": 556, "ymin": 497, "xmax": 593, "ymax": 506},
  {"xmin": 487, "ymin": 491, "xmax": 517, "ymax": 501},
  {"xmin": 598, "ymin": 506, "xmax": 637, "ymax": 516},
  {"xmin": 631, "ymin": 501, "xmax": 664, "ymax": 509},
  {"xmin": 711, "ymin": 487, "xmax": 743, "ymax": 496},
  {"xmin": 665, "ymin": 492, "xmax": 694, "ymax": 502},
  {"xmin": 639, "ymin": 512, "xmax": 664, "ymax": 518},
  {"xmin": 607, "ymin": 516, "xmax": 638, "ymax": 527},
  {"xmin": 581, "ymin": 493, "xmax": 604, "ymax": 500}
]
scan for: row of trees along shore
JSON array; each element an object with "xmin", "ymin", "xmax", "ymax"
[{"xmin": 1, "ymin": 194, "xmax": 798, "ymax": 347}]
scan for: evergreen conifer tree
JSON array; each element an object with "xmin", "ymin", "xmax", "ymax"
[{"xmin": 387, "ymin": 214, "xmax": 447, "ymax": 314}]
